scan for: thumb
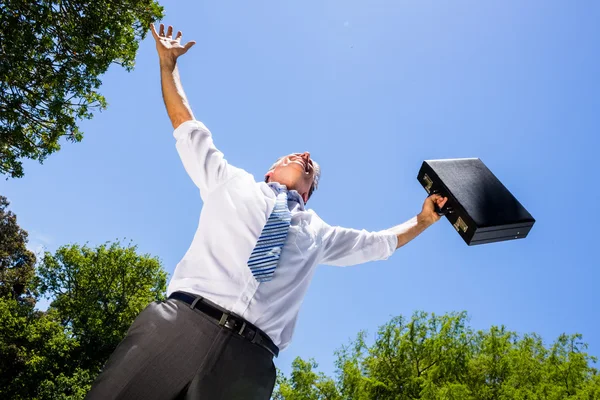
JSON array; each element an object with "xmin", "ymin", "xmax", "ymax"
[{"xmin": 183, "ymin": 41, "xmax": 196, "ymax": 52}]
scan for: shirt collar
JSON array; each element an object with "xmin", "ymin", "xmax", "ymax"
[{"xmin": 267, "ymin": 182, "xmax": 305, "ymax": 211}]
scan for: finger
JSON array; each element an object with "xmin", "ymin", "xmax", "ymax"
[
  {"xmin": 176, "ymin": 31, "xmax": 183, "ymax": 41},
  {"xmin": 150, "ymin": 23, "xmax": 159, "ymax": 40},
  {"xmin": 166, "ymin": 25, "xmax": 173, "ymax": 39},
  {"xmin": 183, "ymin": 41, "xmax": 196, "ymax": 52},
  {"xmin": 438, "ymin": 197, "xmax": 448, "ymax": 208},
  {"xmin": 159, "ymin": 23, "xmax": 165, "ymax": 37}
]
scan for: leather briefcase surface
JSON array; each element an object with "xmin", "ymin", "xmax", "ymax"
[{"xmin": 417, "ymin": 158, "xmax": 535, "ymax": 245}]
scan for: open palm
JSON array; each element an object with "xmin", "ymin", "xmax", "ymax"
[{"xmin": 150, "ymin": 23, "xmax": 196, "ymax": 65}]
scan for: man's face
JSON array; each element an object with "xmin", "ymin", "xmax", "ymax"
[{"xmin": 265, "ymin": 152, "xmax": 316, "ymax": 203}]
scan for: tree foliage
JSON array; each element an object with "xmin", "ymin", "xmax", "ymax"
[
  {"xmin": 0, "ymin": 298, "xmax": 87, "ymax": 400},
  {"xmin": 38, "ymin": 241, "xmax": 168, "ymax": 371},
  {"xmin": 0, "ymin": 196, "xmax": 168, "ymax": 399},
  {"xmin": 0, "ymin": 0, "xmax": 164, "ymax": 178},
  {"xmin": 0, "ymin": 195, "xmax": 36, "ymax": 302},
  {"xmin": 274, "ymin": 312, "xmax": 600, "ymax": 400}
]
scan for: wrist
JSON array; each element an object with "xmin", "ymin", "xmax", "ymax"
[
  {"xmin": 159, "ymin": 56, "xmax": 177, "ymax": 70},
  {"xmin": 417, "ymin": 212, "xmax": 435, "ymax": 228}
]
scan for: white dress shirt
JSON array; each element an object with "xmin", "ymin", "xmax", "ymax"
[{"xmin": 167, "ymin": 120, "xmax": 398, "ymax": 350}]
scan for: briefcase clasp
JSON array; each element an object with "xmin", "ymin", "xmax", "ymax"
[
  {"xmin": 453, "ymin": 217, "xmax": 468, "ymax": 233},
  {"xmin": 423, "ymin": 174, "xmax": 434, "ymax": 193}
]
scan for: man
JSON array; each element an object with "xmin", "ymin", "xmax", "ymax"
[{"xmin": 85, "ymin": 23, "xmax": 448, "ymax": 400}]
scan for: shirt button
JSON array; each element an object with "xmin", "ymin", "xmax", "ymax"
[{"xmin": 242, "ymin": 295, "xmax": 249, "ymax": 302}]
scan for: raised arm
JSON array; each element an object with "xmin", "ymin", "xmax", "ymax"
[
  {"xmin": 150, "ymin": 23, "xmax": 196, "ymax": 128},
  {"xmin": 150, "ymin": 23, "xmax": 242, "ymax": 198}
]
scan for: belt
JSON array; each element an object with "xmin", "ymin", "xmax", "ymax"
[{"xmin": 168, "ymin": 291, "xmax": 279, "ymax": 357}]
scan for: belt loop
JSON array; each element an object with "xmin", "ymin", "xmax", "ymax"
[
  {"xmin": 190, "ymin": 296, "xmax": 202, "ymax": 310},
  {"xmin": 251, "ymin": 332, "xmax": 261, "ymax": 345}
]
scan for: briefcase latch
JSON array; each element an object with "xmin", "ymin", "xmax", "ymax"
[
  {"xmin": 453, "ymin": 217, "xmax": 468, "ymax": 233},
  {"xmin": 423, "ymin": 174, "xmax": 434, "ymax": 193}
]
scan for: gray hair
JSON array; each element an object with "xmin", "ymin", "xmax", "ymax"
[{"xmin": 265, "ymin": 156, "xmax": 321, "ymax": 199}]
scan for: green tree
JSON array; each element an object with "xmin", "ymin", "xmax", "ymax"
[
  {"xmin": 274, "ymin": 358, "xmax": 342, "ymax": 400},
  {"xmin": 274, "ymin": 312, "xmax": 600, "ymax": 400},
  {"xmin": 38, "ymin": 242, "xmax": 168, "ymax": 371},
  {"xmin": 0, "ymin": 195, "xmax": 36, "ymax": 302},
  {"xmin": 0, "ymin": 298, "xmax": 85, "ymax": 400},
  {"xmin": 1, "ymin": 240, "xmax": 168, "ymax": 399},
  {"xmin": 0, "ymin": 0, "xmax": 164, "ymax": 178},
  {"xmin": 0, "ymin": 194, "xmax": 169, "ymax": 399}
]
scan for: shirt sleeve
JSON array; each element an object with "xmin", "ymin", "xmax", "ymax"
[
  {"xmin": 173, "ymin": 120, "xmax": 241, "ymax": 200},
  {"xmin": 318, "ymin": 221, "xmax": 398, "ymax": 267}
]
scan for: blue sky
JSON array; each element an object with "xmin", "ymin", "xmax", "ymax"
[{"xmin": 3, "ymin": 0, "xmax": 599, "ymax": 378}]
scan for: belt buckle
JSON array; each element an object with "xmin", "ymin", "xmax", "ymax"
[
  {"xmin": 219, "ymin": 313, "xmax": 246, "ymax": 335},
  {"xmin": 219, "ymin": 313, "xmax": 275, "ymax": 357}
]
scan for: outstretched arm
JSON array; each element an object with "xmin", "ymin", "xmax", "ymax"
[
  {"xmin": 150, "ymin": 23, "xmax": 196, "ymax": 128},
  {"xmin": 389, "ymin": 194, "xmax": 447, "ymax": 249},
  {"xmin": 319, "ymin": 194, "xmax": 448, "ymax": 267}
]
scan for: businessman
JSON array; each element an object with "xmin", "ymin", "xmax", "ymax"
[{"xmin": 85, "ymin": 23, "xmax": 448, "ymax": 400}]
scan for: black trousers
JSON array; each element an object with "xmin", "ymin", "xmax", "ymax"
[{"xmin": 85, "ymin": 298, "xmax": 276, "ymax": 400}]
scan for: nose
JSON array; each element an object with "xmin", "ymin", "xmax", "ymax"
[{"xmin": 300, "ymin": 152, "xmax": 311, "ymax": 162}]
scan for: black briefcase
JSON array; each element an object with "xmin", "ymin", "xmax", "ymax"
[{"xmin": 417, "ymin": 158, "xmax": 535, "ymax": 245}]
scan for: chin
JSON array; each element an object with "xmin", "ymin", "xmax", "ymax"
[
  {"xmin": 271, "ymin": 167, "xmax": 310, "ymax": 193},
  {"xmin": 275, "ymin": 171, "xmax": 301, "ymax": 186}
]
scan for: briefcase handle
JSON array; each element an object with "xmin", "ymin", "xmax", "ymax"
[{"xmin": 430, "ymin": 190, "xmax": 452, "ymax": 216}]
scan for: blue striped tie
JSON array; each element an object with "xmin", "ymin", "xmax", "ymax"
[{"xmin": 248, "ymin": 190, "xmax": 291, "ymax": 282}]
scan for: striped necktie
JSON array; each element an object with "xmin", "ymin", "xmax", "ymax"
[{"xmin": 247, "ymin": 190, "xmax": 292, "ymax": 282}]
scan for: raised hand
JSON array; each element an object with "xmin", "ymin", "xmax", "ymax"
[{"xmin": 150, "ymin": 23, "xmax": 196, "ymax": 67}]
